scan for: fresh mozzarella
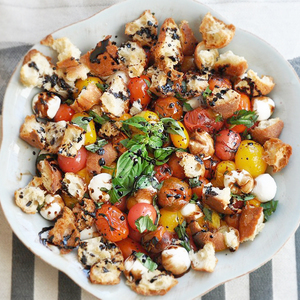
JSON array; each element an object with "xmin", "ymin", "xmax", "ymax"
[
  {"xmin": 252, "ymin": 173, "xmax": 277, "ymax": 202},
  {"xmin": 40, "ymin": 194, "xmax": 64, "ymax": 221},
  {"xmin": 252, "ymin": 96, "xmax": 275, "ymax": 121},
  {"xmin": 88, "ymin": 173, "xmax": 112, "ymax": 202}
]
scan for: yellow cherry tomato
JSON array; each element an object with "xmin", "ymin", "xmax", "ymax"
[
  {"xmin": 76, "ymin": 167, "xmax": 92, "ymax": 185},
  {"xmin": 211, "ymin": 161, "xmax": 236, "ymax": 188},
  {"xmin": 158, "ymin": 208, "xmax": 184, "ymax": 232},
  {"xmin": 117, "ymin": 113, "xmax": 132, "ymax": 121},
  {"xmin": 235, "ymin": 140, "xmax": 267, "ymax": 178},
  {"xmin": 248, "ymin": 198, "xmax": 261, "ymax": 207},
  {"xmin": 61, "ymin": 193, "xmax": 78, "ymax": 209},
  {"xmin": 72, "ymin": 112, "xmax": 97, "ymax": 145},
  {"xmin": 136, "ymin": 110, "xmax": 160, "ymax": 123},
  {"xmin": 170, "ymin": 121, "xmax": 189, "ymax": 149},
  {"xmin": 73, "ymin": 76, "xmax": 103, "ymax": 98},
  {"xmin": 127, "ymin": 196, "xmax": 138, "ymax": 210},
  {"xmin": 197, "ymin": 208, "xmax": 221, "ymax": 230}
]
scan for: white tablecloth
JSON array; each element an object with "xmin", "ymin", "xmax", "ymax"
[{"xmin": 1, "ymin": 1, "xmax": 300, "ymax": 299}]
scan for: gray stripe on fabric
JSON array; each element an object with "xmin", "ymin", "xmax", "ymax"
[
  {"xmin": 0, "ymin": 43, "xmax": 32, "ymax": 113},
  {"xmin": 289, "ymin": 57, "xmax": 300, "ymax": 77},
  {"xmin": 58, "ymin": 271, "xmax": 81, "ymax": 300},
  {"xmin": 202, "ymin": 284, "xmax": 225, "ymax": 300},
  {"xmin": 11, "ymin": 234, "xmax": 35, "ymax": 300},
  {"xmin": 294, "ymin": 226, "xmax": 300, "ymax": 299},
  {"xmin": 250, "ymin": 260, "xmax": 273, "ymax": 300}
]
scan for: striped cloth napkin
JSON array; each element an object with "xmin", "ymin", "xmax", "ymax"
[{"xmin": 1, "ymin": 1, "xmax": 300, "ymax": 299}]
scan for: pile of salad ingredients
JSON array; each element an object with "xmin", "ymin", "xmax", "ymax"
[{"xmin": 15, "ymin": 10, "xmax": 292, "ymax": 296}]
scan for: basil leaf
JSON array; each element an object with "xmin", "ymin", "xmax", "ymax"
[
  {"xmin": 143, "ymin": 78, "xmax": 151, "ymax": 88},
  {"xmin": 148, "ymin": 135, "xmax": 163, "ymax": 149},
  {"xmin": 122, "ymin": 116, "xmax": 150, "ymax": 134},
  {"xmin": 231, "ymin": 193, "xmax": 256, "ymax": 201},
  {"xmin": 189, "ymin": 177, "xmax": 202, "ymax": 188},
  {"xmin": 174, "ymin": 220, "xmax": 191, "ymax": 252},
  {"xmin": 161, "ymin": 118, "xmax": 185, "ymax": 138},
  {"xmin": 203, "ymin": 86, "xmax": 212, "ymax": 99},
  {"xmin": 152, "ymin": 196, "xmax": 161, "ymax": 225},
  {"xmin": 227, "ymin": 110, "xmax": 258, "ymax": 128},
  {"xmin": 203, "ymin": 207, "xmax": 213, "ymax": 222},
  {"xmin": 135, "ymin": 215, "xmax": 157, "ymax": 233},
  {"xmin": 175, "ymin": 92, "xmax": 193, "ymax": 111},
  {"xmin": 134, "ymin": 174, "xmax": 161, "ymax": 192},
  {"xmin": 88, "ymin": 110, "xmax": 110, "ymax": 125},
  {"xmin": 96, "ymin": 82, "xmax": 109, "ymax": 92},
  {"xmin": 71, "ymin": 116, "xmax": 93, "ymax": 131},
  {"xmin": 153, "ymin": 147, "xmax": 177, "ymax": 165},
  {"xmin": 134, "ymin": 252, "xmax": 158, "ymax": 271},
  {"xmin": 85, "ymin": 139, "xmax": 108, "ymax": 153},
  {"xmin": 261, "ymin": 200, "xmax": 278, "ymax": 222}
]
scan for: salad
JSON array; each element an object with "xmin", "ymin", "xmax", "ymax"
[{"xmin": 15, "ymin": 9, "xmax": 292, "ymax": 296}]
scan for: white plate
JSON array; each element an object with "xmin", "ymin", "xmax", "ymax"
[{"xmin": 1, "ymin": 0, "xmax": 300, "ymax": 299}]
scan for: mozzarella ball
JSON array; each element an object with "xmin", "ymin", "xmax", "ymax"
[
  {"xmin": 252, "ymin": 173, "xmax": 277, "ymax": 202},
  {"xmin": 161, "ymin": 245, "xmax": 191, "ymax": 276},
  {"xmin": 32, "ymin": 92, "xmax": 61, "ymax": 119},
  {"xmin": 88, "ymin": 173, "xmax": 112, "ymax": 202},
  {"xmin": 251, "ymin": 96, "xmax": 275, "ymax": 121},
  {"xmin": 124, "ymin": 255, "xmax": 148, "ymax": 280},
  {"xmin": 40, "ymin": 194, "xmax": 64, "ymax": 221}
]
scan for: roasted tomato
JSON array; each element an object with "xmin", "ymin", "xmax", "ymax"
[
  {"xmin": 127, "ymin": 75, "xmax": 151, "ymax": 109},
  {"xmin": 127, "ymin": 203, "xmax": 157, "ymax": 232},
  {"xmin": 154, "ymin": 163, "xmax": 173, "ymax": 182},
  {"xmin": 57, "ymin": 146, "xmax": 87, "ymax": 173},
  {"xmin": 208, "ymin": 76, "xmax": 232, "ymax": 90},
  {"xmin": 167, "ymin": 153, "xmax": 185, "ymax": 179},
  {"xmin": 215, "ymin": 129, "xmax": 241, "ymax": 161},
  {"xmin": 184, "ymin": 107, "xmax": 224, "ymax": 134},
  {"xmin": 111, "ymin": 132, "xmax": 128, "ymax": 155},
  {"xmin": 113, "ymin": 196, "xmax": 127, "ymax": 212},
  {"xmin": 54, "ymin": 103, "xmax": 75, "ymax": 122},
  {"xmin": 95, "ymin": 204, "xmax": 129, "ymax": 242},
  {"xmin": 154, "ymin": 97, "xmax": 183, "ymax": 120},
  {"xmin": 204, "ymin": 155, "xmax": 221, "ymax": 179},
  {"xmin": 158, "ymin": 177, "xmax": 192, "ymax": 211},
  {"xmin": 116, "ymin": 237, "xmax": 147, "ymax": 259},
  {"xmin": 191, "ymin": 176, "xmax": 209, "ymax": 198},
  {"xmin": 158, "ymin": 208, "xmax": 184, "ymax": 232}
]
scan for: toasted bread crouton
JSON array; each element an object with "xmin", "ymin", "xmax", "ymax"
[
  {"xmin": 179, "ymin": 20, "xmax": 198, "ymax": 56},
  {"xmin": 48, "ymin": 206, "xmax": 80, "ymax": 254},
  {"xmin": 41, "ymin": 34, "xmax": 81, "ymax": 68},
  {"xmin": 214, "ymin": 50, "xmax": 248, "ymax": 77},
  {"xmin": 57, "ymin": 123, "xmax": 85, "ymax": 157},
  {"xmin": 44, "ymin": 120, "xmax": 68, "ymax": 153},
  {"xmin": 224, "ymin": 169, "xmax": 254, "ymax": 195},
  {"xmin": 234, "ymin": 69, "xmax": 275, "ymax": 97},
  {"xmin": 194, "ymin": 41, "xmax": 219, "ymax": 71},
  {"xmin": 239, "ymin": 203, "xmax": 265, "ymax": 243},
  {"xmin": 185, "ymin": 72, "xmax": 209, "ymax": 98},
  {"xmin": 189, "ymin": 130, "xmax": 215, "ymax": 158},
  {"xmin": 61, "ymin": 172, "xmax": 87, "ymax": 200},
  {"xmin": 125, "ymin": 10, "xmax": 158, "ymax": 47},
  {"xmin": 15, "ymin": 176, "xmax": 46, "ymax": 214},
  {"xmin": 250, "ymin": 118, "xmax": 284, "ymax": 145},
  {"xmin": 189, "ymin": 243, "xmax": 218, "ymax": 272},
  {"xmin": 147, "ymin": 65, "xmax": 181, "ymax": 97},
  {"xmin": 124, "ymin": 254, "xmax": 177, "ymax": 296},
  {"xmin": 153, "ymin": 18, "xmax": 183, "ymax": 80},
  {"xmin": 72, "ymin": 198, "xmax": 96, "ymax": 231},
  {"xmin": 118, "ymin": 41, "xmax": 147, "ymax": 78},
  {"xmin": 218, "ymin": 226, "xmax": 240, "ymax": 252},
  {"xmin": 71, "ymin": 82, "xmax": 102, "ymax": 113},
  {"xmin": 176, "ymin": 152, "xmax": 205, "ymax": 178},
  {"xmin": 78, "ymin": 236, "xmax": 124, "ymax": 284},
  {"xmin": 20, "ymin": 49, "xmax": 74, "ymax": 97},
  {"xmin": 80, "ymin": 36, "xmax": 124, "ymax": 77},
  {"xmin": 199, "ymin": 12, "xmax": 235, "ymax": 49},
  {"xmin": 202, "ymin": 183, "xmax": 233, "ymax": 214},
  {"xmin": 206, "ymin": 87, "xmax": 241, "ymax": 119},
  {"xmin": 19, "ymin": 115, "xmax": 47, "ymax": 149},
  {"xmin": 100, "ymin": 73, "xmax": 129, "ymax": 117},
  {"xmin": 37, "ymin": 158, "xmax": 62, "ymax": 194},
  {"xmin": 86, "ymin": 143, "xmax": 118, "ymax": 175},
  {"xmin": 98, "ymin": 121, "xmax": 121, "ymax": 138},
  {"xmin": 263, "ymin": 138, "xmax": 292, "ymax": 173}
]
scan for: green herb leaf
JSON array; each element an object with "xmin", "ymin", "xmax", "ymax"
[
  {"xmin": 152, "ymin": 196, "xmax": 161, "ymax": 225},
  {"xmin": 191, "ymin": 193, "xmax": 199, "ymax": 201},
  {"xmin": 215, "ymin": 114, "xmax": 223, "ymax": 122},
  {"xmin": 203, "ymin": 86, "xmax": 212, "ymax": 99},
  {"xmin": 122, "ymin": 116, "xmax": 150, "ymax": 134},
  {"xmin": 143, "ymin": 78, "xmax": 151, "ymax": 88},
  {"xmin": 231, "ymin": 193, "xmax": 256, "ymax": 201},
  {"xmin": 174, "ymin": 220, "xmax": 191, "ymax": 252},
  {"xmin": 227, "ymin": 110, "xmax": 258, "ymax": 128},
  {"xmin": 153, "ymin": 147, "xmax": 177, "ymax": 164},
  {"xmin": 161, "ymin": 118, "xmax": 185, "ymax": 138},
  {"xmin": 135, "ymin": 215, "xmax": 157, "ymax": 233},
  {"xmin": 261, "ymin": 200, "xmax": 278, "ymax": 222},
  {"xmin": 96, "ymin": 82, "xmax": 109, "ymax": 92},
  {"xmin": 203, "ymin": 207, "xmax": 213, "ymax": 222},
  {"xmin": 88, "ymin": 110, "xmax": 110, "ymax": 125},
  {"xmin": 148, "ymin": 135, "xmax": 163, "ymax": 149},
  {"xmin": 189, "ymin": 177, "xmax": 202, "ymax": 188},
  {"xmin": 134, "ymin": 252, "xmax": 158, "ymax": 271},
  {"xmin": 85, "ymin": 138, "xmax": 108, "ymax": 153},
  {"xmin": 71, "ymin": 116, "xmax": 93, "ymax": 131}
]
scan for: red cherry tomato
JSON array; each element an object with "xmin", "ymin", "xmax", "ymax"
[
  {"xmin": 208, "ymin": 76, "xmax": 232, "ymax": 91},
  {"xmin": 54, "ymin": 104, "xmax": 75, "ymax": 122},
  {"xmin": 184, "ymin": 108, "xmax": 224, "ymax": 134},
  {"xmin": 95, "ymin": 204, "xmax": 129, "ymax": 242},
  {"xmin": 128, "ymin": 226, "xmax": 144, "ymax": 242},
  {"xmin": 116, "ymin": 237, "xmax": 148, "ymax": 259},
  {"xmin": 192, "ymin": 177, "xmax": 209, "ymax": 198},
  {"xmin": 154, "ymin": 163, "xmax": 173, "ymax": 182},
  {"xmin": 127, "ymin": 75, "xmax": 151, "ymax": 109},
  {"xmin": 215, "ymin": 129, "xmax": 241, "ymax": 161},
  {"xmin": 57, "ymin": 146, "xmax": 87, "ymax": 173},
  {"xmin": 113, "ymin": 196, "xmax": 127, "ymax": 212},
  {"xmin": 128, "ymin": 203, "xmax": 157, "ymax": 232},
  {"xmin": 154, "ymin": 97, "xmax": 183, "ymax": 120},
  {"xmin": 167, "ymin": 153, "xmax": 185, "ymax": 179},
  {"xmin": 204, "ymin": 155, "xmax": 221, "ymax": 179}
]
